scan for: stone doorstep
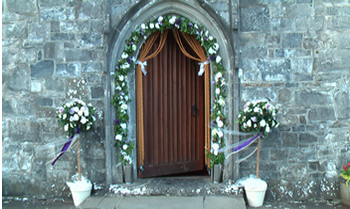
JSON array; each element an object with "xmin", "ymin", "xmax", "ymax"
[
  {"xmin": 79, "ymin": 196, "xmax": 246, "ymax": 209},
  {"xmin": 77, "ymin": 177, "xmax": 246, "ymax": 208},
  {"xmin": 107, "ymin": 177, "xmax": 244, "ymax": 197}
]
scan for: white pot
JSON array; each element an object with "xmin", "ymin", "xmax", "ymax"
[
  {"xmin": 67, "ymin": 180, "xmax": 92, "ymax": 206},
  {"xmin": 244, "ymin": 179, "xmax": 267, "ymax": 208}
]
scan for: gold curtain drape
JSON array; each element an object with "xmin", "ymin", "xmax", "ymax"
[
  {"xmin": 173, "ymin": 29, "xmax": 211, "ymax": 168},
  {"xmin": 136, "ymin": 30, "xmax": 168, "ymax": 169}
]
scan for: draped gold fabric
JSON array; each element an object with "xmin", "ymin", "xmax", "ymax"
[
  {"xmin": 136, "ymin": 29, "xmax": 211, "ymax": 169},
  {"xmin": 136, "ymin": 30, "xmax": 168, "ymax": 168}
]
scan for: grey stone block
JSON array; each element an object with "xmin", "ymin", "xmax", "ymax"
[
  {"xmin": 60, "ymin": 21, "xmax": 90, "ymax": 32},
  {"xmin": 326, "ymin": 6, "xmax": 350, "ymax": 16},
  {"xmin": 82, "ymin": 63, "xmax": 103, "ymax": 72},
  {"xmin": 78, "ymin": 33, "xmax": 103, "ymax": 47},
  {"xmin": 8, "ymin": 66, "xmax": 30, "ymax": 91},
  {"xmin": 299, "ymin": 133, "xmax": 318, "ymax": 143},
  {"xmin": 51, "ymin": 21, "xmax": 60, "ymax": 32},
  {"xmin": 91, "ymin": 20, "xmax": 105, "ymax": 32},
  {"xmin": 91, "ymin": 86, "xmax": 104, "ymax": 98},
  {"xmin": 308, "ymin": 108, "xmax": 336, "ymax": 122},
  {"xmin": 56, "ymin": 63, "xmax": 81, "ymax": 77},
  {"xmin": 2, "ymin": 47, "xmax": 18, "ymax": 65},
  {"xmin": 241, "ymin": 7, "xmax": 270, "ymax": 32},
  {"xmin": 28, "ymin": 22, "xmax": 50, "ymax": 42},
  {"xmin": 282, "ymin": 132, "xmax": 298, "ymax": 147},
  {"xmin": 44, "ymin": 42, "xmax": 64, "ymax": 60},
  {"xmin": 334, "ymin": 91, "xmax": 350, "ymax": 119},
  {"xmin": 8, "ymin": 119, "xmax": 41, "ymax": 142},
  {"xmin": 240, "ymin": 46, "xmax": 267, "ymax": 59},
  {"xmin": 258, "ymin": 59, "xmax": 291, "ymax": 82},
  {"xmin": 282, "ymin": 33, "xmax": 303, "ymax": 48},
  {"xmin": 2, "ymin": 99, "xmax": 14, "ymax": 114},
  {"xmin": 38, "ymin": 0, "xmax": 65, "ymax": 7},
  {"xmin": 45, "ymin": 78, "xmax": 65, "ymax": 91},
  {"xmin": 327, "ymin": 17, "xmax": 350, "ymax": 29},
  {"xmin": 3, "ymin": 22, "xmax": 27, "ymax": 39},
  {"xmin": 40, "ymin": 8, "xmax": 66, "ymax": 21},
  {"xmin": 35, "ymin": 98, "xmax": 53, "ymax": 106},
  {"xmin": 79, "ymin": 0, "xmax": 104, "ymax": 19},
  {"xmin": 65, "ymin": 50, "xmax": 100, "ymax": 62},
  {"xmin": 51, "ymin": 33, "xmax": 75, "ymax": 41},
  {"xmin": 272, "ymin": 18, "xmax": 295, "ymax": 32},
  {"xmin": 286, "ymin": 4, "xmax": 313, "ymax": 17},
  {"xmin": 295, "ymin": 91, "xmax": 331, "ymax": 107},
  {"xmin": 30, "ymin": 60, "xmax": 54, "ymax": 78},
  {"xmin": 6, "ymin": 0, "xmax": 37, "ymax": 14}
]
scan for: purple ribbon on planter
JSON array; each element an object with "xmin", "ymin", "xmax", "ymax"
[
  {"xmin": 233, "ymin": 133, "xmax": 261, "ymax": 152},
  {"xmin": 51, "ymin": 127, "xmax": 80, "ymax": 166}
]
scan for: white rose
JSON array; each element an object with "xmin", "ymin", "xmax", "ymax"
[
  {"xmin": 215, "ymin": 72, "xmax": 222, "ymax": 82},
  {"xmin": 73, "ymin": 114, "xmax": 79, "ymax": 121},
  {"xmin": 78, "ymin": 110, "xmax": 83, "ymax": 116},
  {"xmin": 169, "ymin": 16, "xmax": 176, "ymax": 24},
  {"xmin": 123, "ymin": 144, "xmax": 128, "ymax": 150},
  {"xmin": 209, "ymin": 36, "xmax": 213, "ymax": 41},
  {"xmin": 81, "ymin": 117, "xmax": 87, "ymax": 124},
  {"xmin": 155, "ymin": 23, "xmax": 160, "ymax": 29},
  {"xmin": 121, "ymin": 123, "xmax": 127, "ymax": 130},
  {"xmin": 212, "ymin": 128, "xmax": 218, "ymax": 136},
  {"xmin": 217, "ymin": 130, "xmax": 223, "ymax": 138},
  {"xmin": 213, "ymin": 43, "xmax": 219, "ymax": 51},
  {"xmin": 149, "ymin": 22, "xmax": 154, "ymax": 29},
  {"xmin": 212, "ymin": 143, "xmax": 220, "ymax": 156},
  {"xmin": 216, "ymin": 55, "xmax": 222, "ymax": 63},
  {"xmin": 247, "ymin": 120, "xmax": 252, "ymax": 127},
  {"xmin": 132, "ymin": 44, "xmax": 136, "ymax": 51},
  {"xmin": 266, "ymin": 126, "xmax": 271, "ymax": 133},
  {"xmin": 215, "ymin": 88, "xmax": 220, "ymax": 95},
  {"xmin": 63, "ymin": 114, "xmax": 67, "ymax": 119},
  {"xmin": 217, "ymin": 120, "xmax": 224, "ymax": 128},
  {"xmin": 254, "ymin": 107, "xmax": 260, "ymax": 113},
  {"xmin": 86, "ymin": 125, "xmax": 91, "ymax": 130},
  {"xmin": 119, "ymin": 75, "xmax": 124, "ymax": 81},
  {"xmin": 121, "ymin": 52, "xmax": 128, "ymax": 59},
  {"xmin": 208, "ymin": 47, "xmax": 216, "ymax": 54},
  {"xmin": 158, "ymin": 16, "xmax": 163, "ymax": 22},
  {"xmin": 141, "ymin": 23, "xmax": 146, "ymax": 29},
  {"xmin": 218, "ymin": 98, "xmax": 225, "ymax": 106},
  {"xmin": 260, "ymin": 120, "xmax": 266, "ymax": 127},
  {"xmin": 121, "ymin": 104, "xmax": 128, "ymax": 110},
  {"xmin": 64, "ymin": 124, "xmax": 68, "ymax": 132},
  {"xmin": 115, "ymin": 134, "xmax": 122, "ymax": 141}
]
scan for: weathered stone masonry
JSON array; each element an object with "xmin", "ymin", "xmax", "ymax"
[{"xmin": 2, "ymin": 0, "xmax": 349, "ymax": 201}]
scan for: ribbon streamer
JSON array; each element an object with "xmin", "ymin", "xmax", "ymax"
[
  {"xmin": 198, "ymin": 60, "xmax": 209, "ymax": 76},
  {"xmin": 136, "ymin": 60, "xmax": 147, "ymax": 75},
  {"xmin": 51, "ymin": 127, "xmax": 80, "ymax": 166}
]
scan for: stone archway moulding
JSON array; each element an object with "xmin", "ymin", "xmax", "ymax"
[{"xmin": 106, "ymin": 0, "xmax": 236, "ymax": 185}]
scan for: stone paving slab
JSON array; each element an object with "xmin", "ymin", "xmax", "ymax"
[
  {"xmin": 116, "ymin": 196, "xmax": 205, "ymax": 209},
  {"xmin": 204, "ymin": 196, "xmax": 246, "ymax": 209}
]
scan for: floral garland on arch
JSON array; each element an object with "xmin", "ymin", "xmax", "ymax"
[{"xmin": 111, "ymin": 15, "xmax": 227, "ymax": 166}]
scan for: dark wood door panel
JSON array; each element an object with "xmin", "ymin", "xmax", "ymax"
[{"xmin": 141, "ymin": 31, "xmax": 204, "ymax": 177}]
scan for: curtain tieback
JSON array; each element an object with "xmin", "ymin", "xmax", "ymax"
[
  {"xmin": 198, "ymin": 60, "xmax": 209, "ymax": 76},
  {"xmin": 136, "ymin": 60, "xmax": 147, "ymax": 75}
]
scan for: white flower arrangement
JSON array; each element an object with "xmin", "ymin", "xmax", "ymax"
[
  {"xmin": 57, "ymin": 99, "xmax": 96, "ymax": 137},
  {"xmin": 112, "ymin": 14, "xmax": 228, "ymax": 167},
  {"xmin": 236, "ymin": 100, "xmax": 279, "ymax": 135}
]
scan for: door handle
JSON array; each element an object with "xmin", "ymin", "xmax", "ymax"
[{"xmin": 191, "ymin": 104, "xmax": 199, "ymax": 116}]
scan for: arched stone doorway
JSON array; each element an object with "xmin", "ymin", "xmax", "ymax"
[{"xmin": 106, "ymin": 0, "xmax": 237, "ymax": 184}]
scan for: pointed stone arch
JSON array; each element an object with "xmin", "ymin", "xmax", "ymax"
[{"xmin": 106, "ymin": 0, "xmax": 238, "ymax": 184}]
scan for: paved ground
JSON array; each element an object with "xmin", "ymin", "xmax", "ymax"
[{"xmin": 3, "ymin": 195, "xmax": 348, "ymax": 209}]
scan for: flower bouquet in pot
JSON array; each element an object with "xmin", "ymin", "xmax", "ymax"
[
  {"xmin": 54, "ymin": 98, "xmax": 96, "ymax": 206},
  {"xmin": 206, "ymin": 117, "xmax": 226, "ymax": 183},
  {"xmin": 340, "ymin": 163, "xmax": 350, "ymax": 206},
  {"xmin": 236, "ymin": 99, "xmax": 278, "ymax": 207}
]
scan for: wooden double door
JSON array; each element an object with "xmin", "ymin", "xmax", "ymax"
[{"xmin": 139, "ymin": 31, "xmax": 205, "ymax": 177}]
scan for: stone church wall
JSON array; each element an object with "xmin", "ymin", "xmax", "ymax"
[{"xmin": 2, "ymin": 0, "xmax": 349, "ymax": 201}]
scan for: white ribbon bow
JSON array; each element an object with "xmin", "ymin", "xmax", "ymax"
[
  {"xmin": 198, "ymin": 60, "xmax": 209, "ymax": 76},
  {"xmin": 136, "ymin": 60, "xmax": 147, "ymax": 75}
]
